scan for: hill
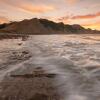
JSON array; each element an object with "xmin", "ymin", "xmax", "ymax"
[{"xmin": 0, "ymin": 18, "xmax": 100, "ymax": 34}]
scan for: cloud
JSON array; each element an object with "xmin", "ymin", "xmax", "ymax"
[
  {"xmin": 66, "ymin": 0, "xmax": 79, "ymax": 5},
  {"xmin": 58, "ymin": 12, "xmax": 100, "ymax": 23},
  {"xmin": 0, "ymin": 16, "xmax": 9, "ymax": 24},
  {"xmin": 72, "ymin": 12, "xmax": 100, "ymax": 19},
  {"xmin": 0, "ymin": 0, "xmax": 55, "ymax": 14},
  {"xmin": 19, "ymin": 4, "xmax": 55, "ymax": 14}
]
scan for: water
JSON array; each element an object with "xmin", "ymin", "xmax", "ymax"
[{"xmin": 0, "ymin": 34, "xmax": 100, "ymax": 100}]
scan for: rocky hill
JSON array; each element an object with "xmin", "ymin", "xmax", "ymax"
[{"xmin": 0, "ymin": 18, "xmax": 100, "ymax": 34}]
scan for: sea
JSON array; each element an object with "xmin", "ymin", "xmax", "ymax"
[{"xmin": 0, "ymin": 34, "xmax": 100, "ymax": 100}]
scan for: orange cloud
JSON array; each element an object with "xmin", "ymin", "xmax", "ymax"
[
  {"xmin": 0, "ymin": 16, "xmax": 9, "ymax": 24},
  {"xmin": 72, "ymin": 12, "xmax": 100, "ymax": 19},
  {"xmin": 0, "ymin": 0, "xmax": 55, "ymax": 14},
  {"xmin": 58, "ymin": 12, "xmax": 100, "ymax": 23},
  {"xmin": 19, "ymin": 4, "xmax": 55, "ymax": 14}
]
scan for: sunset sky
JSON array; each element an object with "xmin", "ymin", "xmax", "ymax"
[{"xmin": 0, "ymin": 0, "xmax": 100, "ymax": 30}]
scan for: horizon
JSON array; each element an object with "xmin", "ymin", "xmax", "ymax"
[{"xmin": 0, "ymin": 0, "xmax": 100, "ymax": 30}]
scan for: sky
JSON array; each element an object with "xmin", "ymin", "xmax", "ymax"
[{"xmin": 0, "ymin": 0, "xmax": 100, "ymax": 30}]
